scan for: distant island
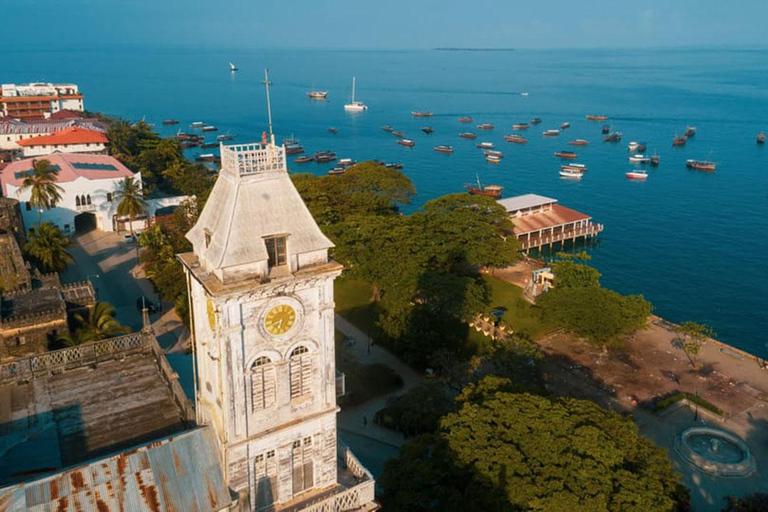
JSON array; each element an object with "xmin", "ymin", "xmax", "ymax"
[{"xmin": 433, "ymin": 47, "xmax": 515, "ymax": 52}]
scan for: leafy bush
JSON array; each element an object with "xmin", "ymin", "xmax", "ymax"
[{"xmin": 655, "ymin": 392, "xmax": 723, "ymax": 416}]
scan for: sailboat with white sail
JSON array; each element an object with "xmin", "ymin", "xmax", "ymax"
[
  {"xmin": 344, "ymin": 76, "xmax": 368, "ymax": 112},
  {"xmin": 229, "ymin": 62, "xmax": 238, "ymax": 72}
]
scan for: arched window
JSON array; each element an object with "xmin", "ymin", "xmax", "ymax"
[
  {"xmin": 86, "ymin": 194, "xmax": 92, "ymax": 205},
  {"xmin": 80, "ymin": 195, "xmax": 86, "ymax": 207},
  {"xmin": 75, "ymin": 196, "xmax": 81, "ymax": 207},
  {"xmin": 251, "ymin": 356, "xmax": 276, "ymax": 412},
  {"xmin": 289, "ymin": 346, "xmax": 311, "ymax": 399}
]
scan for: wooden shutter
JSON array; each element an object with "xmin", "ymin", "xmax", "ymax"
[
  {"xmin": 300, "ymin": 356, "xmax": 312, "ymax": 396},
  {"xmin": 302, "ymin": 440, "xmax": 314, "ymax": 490},
  {"xmin": 292, "ymin": 441, "xmax": 304, "ymax": 493},
  {"xmin": 290, "ymin": 358, "xmax": 302, "ymax": 398},
  {"xmin": 263, "ymin": 367, "xmax": 276, "ymax": 408},
  {"xmin": 252, "ymin": 372, "xmax": 265, "ymax": 412}
]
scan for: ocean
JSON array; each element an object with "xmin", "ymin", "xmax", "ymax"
[{"xmin": 4, "ymin": 45, "xmax": 768, "ymax": 356}]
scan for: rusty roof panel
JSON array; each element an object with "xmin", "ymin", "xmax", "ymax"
[{"xmin": 0, "ymin": 428, "xmax": 230, "ymax": 512}]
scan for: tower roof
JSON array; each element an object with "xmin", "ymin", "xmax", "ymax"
[{"xmin": 186, "ymin": 139, "xmax": 333, "ymax": 284}]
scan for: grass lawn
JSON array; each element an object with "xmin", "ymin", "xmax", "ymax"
[
  {"xmin": 334, "ymin": 277, "xmax": 380, "ymax": 334},
  {"xmin": 483, "ymin": 275, "xmax": 555, "ymax": 339}
]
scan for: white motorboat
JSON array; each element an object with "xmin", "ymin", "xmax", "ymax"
[
  {"xmin": 626, "ymin": 170, "xmax": 648, "ymax": 180},
  {"xmin": 559, "ymin": 168, "xmax": 584, "ymax": 179},
  {"xmin": 344, "ymin": 77, "xmax": 368, "ymax": 112},
  {"xmin": 629, "ymin": 154, "xmax": 651, "ymax": 164}
]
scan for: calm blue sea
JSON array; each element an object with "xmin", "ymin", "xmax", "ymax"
[{"xmin": 5, "ymin": 46, "xmax": 768, "ymax": 355}]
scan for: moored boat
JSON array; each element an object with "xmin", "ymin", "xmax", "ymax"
[
  {"xmin": 560, "ymin": 122, "xmax": 570, "ymax": 129},
  {"xmin": 561, "ymin": 163, "xmax": 588, "ymax": 172},
  {"xmin": 477, "ymin": 123, "xmax": 495, "ymax": 130},
  {"xmin": 555, "ymin": 150, "xmax": 577, "ymax": 159},
  {"xmin": 586, "ymin": 115, "xmax": 609, "ymax": 121},
  {"xmin": 382, "ymin": 125, "xmax": 394, "ymax": 132},
  {"xmin": 476, "ymin": 142, "xmax": 494, "ymax": 149},
  {"xmin": 530, "ymin": 118, "xmax": 542, "ymax": 125},
  {"xmin": 559, "ymin": 168, "xmax": 584, "ymax": 179},
  {"xmin": 604, "ymin": 131, "xmax": 622, "ymax": 142},
  {"xmin": 512, "ymin": 123, "xmax": 530, "ymax": 130},
  {"xmin": 757, "ymin": 132, "xmax": 766, "ymax": 144},
  {"xmin": 398, "ymin": 138, "xmax": 416, "ymax": 147},
  {"xmin": 392, "ymin": 130, "xmax": 405, "ymax": 138},
  {"xmin": 308, "ymin": 91, "xmax": 328, "ymax": 99},
  {"xmin": 686, "ymin": 159, "xmax": 716, "ymax": 171},
  {"xmin": 504, "ymin": 134, "xmax": 528, "ymax": 143},
  {"xmin": 629, "ymin": 154, "xmax": 650, "ymax": 164},
  {"xmin": 628, "ymin": 141, "xmax": 640, "ymax": 152},
  {"xmin": 459, "ymin": 132, "xmax": 477, "ymax": 139},
  {"xmin": 650, "ymin": 153, "xmax": 660, "ymax": 166},
  {"xmin": 458, "ymin": 116, "xmax": 473, "ymax": 123},
  {"xmin": 637, "ymin": 142, "xmax": 648, "ymax": 152},
  {"xmin": 313, "ymin": 151, "xmax": 337, "ymax": 163},
  {"xmin": 385, "ymin": 162, "xmax": 404, "ymax": 170},
  {"xmin": 328, "ymin": 127, "xmax": 339, "ymax": 134},
  {"xmin": 217, "ymin": 133, "xmax": 235, "ymax": 141},
  {"xmin": 626, "ymin": 170, "xmax": 648, "ymax": 180},
  {"xmin": 465, "ymin": 180, "xmax": 503, "ymax": 198},
  {"xmin": 202, "ymin": 125, "xmax": 218, "ymax": 132},
  {"xmin": 294, "ymin": 156, "xmax": 314, "ymax": 163},
  {"xmin": 201, "ymin": 142, "xmax": 219, "ymax": 149},
  {"xmin": 543, "ymin": 129, "xmax": 560, "ymax": 137},
  {"xmin": 422, "ymin": 127, "xmax": 434, "ymax": 134},
  {"xmin": 344, "ymin": 76, "xmax": 368, "ymax": 112},
  {"xmin": 484, "ymin": 150, "xmax": 503, "ymax": 158},
  {"xmin": 672, "ymin": 135, "xmax": 687, "ymax": 146},
  {"xmin": 569, "ymin": 139, "xmax": 589, "ymax": 146},
  {"xmin": 435, "ymin": 145, "xmax": 454, "ymax": 153},
  {"xmin": 486, "ymin": 154, "xmax": 502, "ymax": 164},
  {"xmin": 190, "ymin": 121, "xmax": 205, "ymax": 128},
  {"xmin": 412, "ymin": 111, "xmax": 433, "ymax": 117},
  {"xmin": 327, "ymin": 169, "xmax": 347, "ymax": 175},
  {"xmin": 196, "ymin": 153, "xmax": 218, "ymax": 162},
  {"xmin": 685, "ymin": 126, "xmax": 697, "ymax": 137},
  {"xmin": 285, "ymin": 144, "xmax": 304, "ymax": 155},
  {"xmin": 162, "ymin": 119, "xmax": 179, "ymax": 125}
]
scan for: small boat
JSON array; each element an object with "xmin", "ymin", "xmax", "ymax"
[
  {"xmin": 229, "ymin": 62, "xmax": 238, "ymax": 72},
  {"xmin": 628, "ymin": 141, "xmax": 640, "ymax": 152},
  {"xmin": 559, "ymin": 168, "xmax": 584, "ymax": 179},
  {"xmin": 602, "ymin": 124, "xmax": 610, "ymax": 134},
  {"xmin": 382, "ymin": 125, "xmax": 394, "ymax": 132},
  {"xmin": 283, "ymin": 137, "xmax": 300, "ymax": 146},
  {"xmin": 201, "ymin": 142, "xmax": 219, "ymax": 149},
  {"xmin": 513, "ymin": 123, "xmax": 530, "ymax": 130},
  {"xmin": 504, "ymin": 134, "xmax": 527, "ymax": 144},
  {"xmin": 650, "ymin": 153, "xmax": 660, "ymax": 166},
  {"xmin": 686, "ymin": 159, "xmax": 716, "ymax": 172},
  {"xmin": 672, "ymin": 135, "xmax": 687, "ymax": 146},
  {"xmin": 308, "ymin": 91, "xmax": 328, "ymax": 100},
  {"xmin": 217, "ymin": 133, "xmax": 235, "ymax": 141},
  {"xmin": 344, "ymin": 76, "xmax": 368, "ymax": 112},
  {"xmin": 561, "ymin": 163, "xmax": 588, "ymax": 172},
  {"xmin": 328, "ymin": 127, "xmax": 339, "ymax": 134},
  {"xmin": 486, "ymin": 154, "xmax": 502, "ymax": 164},
  {"xmin": 485, "ymin": 150, "xmax": 503, "ymax": 158},
  {"xmin": 162, "ymin": 119, "xmax": 179, "ymax": 125},
  {"xmin": 530, "ymin": 118, "xmax": 542, "ymax": 125},
  {"xmin": 459, "ymin": 132, "xmax": 477, "ymax": 139},
  {"xmin": 555, "ymin": 150, "xmax": 577, "ymax": 159},
  {"xmin": 191, "ymin": 121, "xmax": 205, "ymax": 128},
  {"xmin": 435, "ymin": 145, "xmax": 454, "ymax": 154},
  {"xmin": 398, "ymin": 139, "xmax": 415, "ymax": 147},
  {"xmin": 338, "ymin": 158, "xmax": 357, "ymax": 168},
  {"xmin": 422, "ymin": 127, "xmax": 434, "ymax": 134},
  {"xmin": 180, "ymin": 141, "xmax": 199, "ymax": 148},
  {"xmin": 285, "ymin": 145, "xmax": 304, "ymax": 155},
  {"xmin": 465, "ymin": 178, "xmax": 503, "ymax": 198},
  {"xmin": 385, "ymin": 163, "xmax": 404, "ymax": 170},
  {"xmin": 458, "ymin": 117, "xmax": 473, "ymax": 123},
  {"xmin": 637, "ymin": 142, "xmax": 648, "ymax": 152},
  {"xmin": 560, "ymin": 122, "xmax": 570, "ymax": 129},
  {"xmin": 521, "ymin": 92, "xmax": 529, "ymax": 96},
  {"xmin": 314, "ymin": 151, "xmax": 337, "ymax": 163},
  {"xmin": 604, "ymin": 131, "xmax": 622, "ymax": 142},
  {"xmin": 196, "ymin": 153, "xmax": 217, "ymax": 162},
  {"xmin": 629, "ymin": 154, "xmax": 650, "ymax": 164},
  {"xmin": 685, "ymin": 126, "xmax": 697, "ymax": 137},
  {"xmin": 412, "ymin": 111, "xmax": 433, "ymax": 117},
  {"xmin": 758, "ymin": 132, "xmax": 766, "ymax": 144},
  {"xmin": 477, "ymin": 123, "xmax": 494, "ymax": 130},
  {"xmin": 294, "ymin": 156, "xmax": 314, "ymax": 163},
  {"xmin": 392, "ymin": 130, "xmax": 405, "ymax": 138},
  {"xmin": 626, "ymin": 170, "xmax": 648, "ymax": 180},
  {"xmin": 586, "ymin": 115, "xmax": 609, "ymax": 121},
  {"xmin": 543, "ymin": 129, "xmax": 560, "ymax": 137},
  {"xmin": 569, "ymin": 139, "xmax": 589, "ymax": 146},
  {"xmin": 476, "ymin": 142, "xmax": 494, "ymax": 149},
  {"xmin": 202, "ymin": 125, "xmax": 218, "ymax": 132},
  {"xmin": 327, "ymin": 169, "xmax": 347, "ymax": 175}
]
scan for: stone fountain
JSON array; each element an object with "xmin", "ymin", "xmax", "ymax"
[{"xmin": 674, "ymin": 426, "xmax": 756, "ymax": 477}]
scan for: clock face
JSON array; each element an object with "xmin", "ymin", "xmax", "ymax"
[{"xmin": 264, "ymin": 304, "xmax": 297, "ymax": 336}]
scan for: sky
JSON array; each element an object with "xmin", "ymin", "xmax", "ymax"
[{"xmin": 3, "ymin": 0, "xmax": 767, "ymax": 50}]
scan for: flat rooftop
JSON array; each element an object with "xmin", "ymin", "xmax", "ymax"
[
  {"xmin": 511, "ymin": 204, "xmax": 591, "ymax": 236},
  {"xmin": 498, "ymin": 193, "xmax": 557, "ymax": 213},
  {"xmin": 0, "ymin": 334, "xmax": 190, "ymax": 486}
]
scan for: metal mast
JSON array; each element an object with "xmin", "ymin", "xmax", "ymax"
[{"xmin": 263, "ymin": 68, "xmax": 274, "ymax": 144}]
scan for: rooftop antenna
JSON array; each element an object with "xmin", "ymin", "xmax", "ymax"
[{"xmin": 262, "ymin": 68, "xmax": 274, "ymax": 145}]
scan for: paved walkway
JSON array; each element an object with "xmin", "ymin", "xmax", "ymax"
[{"xmin": 335, "ymin": 315, "xmax": 423, "ymax": 450}]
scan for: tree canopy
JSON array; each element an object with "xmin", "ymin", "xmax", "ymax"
[
  {"xmin": 550, "ymin": 260, "xmax": 602, "ymax": 288},
  {"xmin": 380, "ymin": 376, "xmax": 684, "ymax": 512},
  {"xmin": 19, "ymin": 159, "xmax": 64, "ymax": 225},
  {"xmin": 24, "ymin": 222, "xmax": 73, "ymax": 273}
]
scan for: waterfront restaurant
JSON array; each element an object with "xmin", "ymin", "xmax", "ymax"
[{"xmin": 498, "ymin": 193, "xmax": 603, "ymax": 252}]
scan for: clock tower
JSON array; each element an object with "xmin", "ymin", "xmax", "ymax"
[{"xmin": 179, "ymin": 77, "xmax": 376, "ymax": 511}]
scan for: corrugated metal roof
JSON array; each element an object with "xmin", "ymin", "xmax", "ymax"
[
  {"xmin": 0, "ymin": 428, "xmax": 231, "ymax": 512},
  {"xmin": 497, "ymin": 193, "xmax": 557, "ymax": 212}
]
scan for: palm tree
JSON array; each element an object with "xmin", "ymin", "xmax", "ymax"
[
  {"xmin": 24, "ymin": 222, "xmax": 74, "ymax": 273},
  {"xmin": 56, "ymin": 301, "xmax": 129, "ymax": 348},
  {"xmin": 18, "ymin": 159, "xmax": 64, "ymax": 225},
  {"xmin": 114, "ymin": 176, "xmax": 149, "ymax": 238}
]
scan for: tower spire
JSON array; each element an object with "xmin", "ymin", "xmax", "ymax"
[{"xmin": 262, "ymin": 68, "xmax": 275, "ymax": 145}]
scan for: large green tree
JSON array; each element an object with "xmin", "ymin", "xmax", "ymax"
[
  {"xmin": 551, "ymin": 260, "xmax": 602, "ymax": 288},
  {"xmin": 381, "ymin": 376, "xmax": 685, "ymax": 512},
  {"xmin": 114, "ymin": 176, "xmax": 149, "ymax": 238},
  {"xmin": 18, "ymin": 159, "xmax": 64, "ymax": 225},
  {"xmin": 24, "ymin": 222, "xmax": 73, "ymax": 273}
]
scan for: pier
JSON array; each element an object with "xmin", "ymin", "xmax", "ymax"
[{"xmin": 498, "ymin": 194, "xmax": 603, "ymax": 252}]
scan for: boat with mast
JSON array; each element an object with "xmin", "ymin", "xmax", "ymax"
[
  {"xmin": 344, "ymin": 77, "xmax": 368, "ymax": 111},
  {"xmin": 465, "ymin": 174, "xmax": 503, "ymax": 198},
  {"xmin": 229, "ymin": 62, "xmax": 238, "ymax": 72},
  {"xmin": 308, "ymin": 90, "xmax": 328, "ymax": 100}
]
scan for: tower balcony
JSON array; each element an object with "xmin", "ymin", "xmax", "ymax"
[{"xmin": 221, "ymin": 142, "xmax": 286, "ymax": 176}]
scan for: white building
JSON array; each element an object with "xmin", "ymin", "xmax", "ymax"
[
  {"xmin": 179, "ymin": 134, "xmax": 378, "ymax": 511},
  {"xmin": 0, "ymin": 117, "xmax": 107, "ymax": 151},
  {"xmin": 0, "ymin": 153, "xmax": 185, "ymax": 234},
  {"xmin": 16, "ymin": 126, "xmax": 108, "ymax": 157},
  {"xmin": 0, "ymin": 82, "xmax": 83, "ymax": 119}
]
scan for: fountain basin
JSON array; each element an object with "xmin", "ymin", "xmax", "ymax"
[{"xmin": 674, "ymin": 426, "xmax": 756, "ymax": 477}]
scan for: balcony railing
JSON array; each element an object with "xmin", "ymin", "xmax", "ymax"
[
  {"xmin": 76, "ymin": 203, "xmax": 96, "ymax": 212},
  {"xmin": 518, "ymin": 223, "xmax": 604, "ymax": 250}
]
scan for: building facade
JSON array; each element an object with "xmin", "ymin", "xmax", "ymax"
[
  {"xmin": 0, "ymin": 82, "xmax": 84, "ymax": 119},
  {"xmin": 179, "ymin": 135, "xmax": 377, "ymax": 511},
  {"xmin": 0, "ymin": 116, "xmax": 107, "ymax": 151},
  {"xmin": 16, "ymin": 126, "xmax": 108, "ymax": 157}
]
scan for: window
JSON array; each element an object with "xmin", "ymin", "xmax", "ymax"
[
  {"xmin": 75, "ymin": 196, "xmax": 81, "ymax": 207},
  {"xmin": 106, "ymin": 192, "xmax": 112, "ymax": 202},
  {"xmin": 289, "ymin": 346, "xmax": 311, "ymax": 399},
  {"xmin": 292, "ymin": 437, "xmax": 314, "ymax": 495},
  {"xmin": 251, "ymin": 356, "xmax": 276, "ymax": 412},
  {"xmin": 255, "ymin": 449, "xmax": 278, "ymax": 510},
  {"xmin": 264, "ymin": 235, "xmax": 287, "ymax": 268},
  {"xmin": 86, "ymin": 194, "xmax": 91, "ymax": 205}
]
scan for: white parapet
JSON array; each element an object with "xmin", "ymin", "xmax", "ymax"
[{"xmin": 221, "ymin": 142, "xmax": 286, "ymax": 176}]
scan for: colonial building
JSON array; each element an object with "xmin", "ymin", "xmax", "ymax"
[
  {"xmin": 16, "ymin": 126, "xmax": 108, "ymax": 157},
  {"xmin": 0, "ymin": 82, "xmax": 84, "ymax": 119},
  {"xmin": 0, "ymin": 153, "xmax": 185, "ymax": 234},
  {"xmin": 498, "ymin": 193, "xmax": 604, "ymax": 252},
  {"xmin": 0, "ymin": 116, "xmax": 107, "ymax": 151},
  {"xmin": 178, "ymin": 133, "xmax": 377, "ymax": 510}
]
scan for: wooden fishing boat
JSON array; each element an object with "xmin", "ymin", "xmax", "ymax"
[
  {"xmin": 685, "ymin": 126, "xmax": 697, "ymax": 137},
  {"xmin": 397, "ymin": 139, "xmax": 416, "ymax": 147},
  {"xmin": 530, "ymin": 118, "xmax": 542, "ymax": 125},
  {"xmin": 513, "ymin": 123, "xmax": 530, "ymax": 130},
  {"xmin": 476, "ymin": 142, "xmax": 495, "ymax": 149},
  {"xmin": 435, "ymin": 145, "xmax": 454, "ymax": 153},
  {"xmin": 626, "ymin": 170, "xmax": 648, "ymax": 180},
  {"xmin": 672, "ymin": 135, "xmax": 687, "ymax": 146},
  {"xmin": 477, "ymin": 123, "xmax": 495, "ymax": 130},
  {"xmin": 486, "ymin": 154, "xmax": 502, "ymax": 164},
  {"xmin": 458, "ymin": 116, "xmax": 473, "ymax": 123},
  {"xmin": 586, "ymin": 115, "xmax": 608, "ymax": 121},
  {"xmin": 504, "ymin": 134, "xmax": 527, "ymax": 143},
  {"xmin": 466, "ymin": 182, "xmax": 503, "ymax": 198},
  {"xmin": 561, "ymin": 163, "xmax": 588, "ymax": 172},
  {"xmin": 162, "ymin": 119, "xmax": 179, "ymax": 125},
  {"xmin": 382, "ymin": 125, "xmax": 394, "ymax": 132},
  {"xmin": 328, "ymin": 127, "xmax": 339, "ymax": 134},
  {"xmin": 758, "ymin": 132, "xmax": 766, "ymax": 144},
  {"xmin": 294, "ymin": 156, "xmax": 314, "ymax": 163},
  {"xmin": 569, "ymin": 139, "xmax": 589, "ymax": 146},
  {"xmin": 555, "ymin": 150, "xmax": 577, "ymax": 159},
  {"xmin": 459, "ymin": 132, "xmax": 477, "ymax": 139},
  {"xmin": 313, "ymin": 151, "xmax": 337, "ymax": 163},
  {"xmin": 604, "ymin": 131, "xmax": 622, "ymax": 142},
  {"xmin": 412, "ymin": 111, "xmax": 433, "ymax": 117},
  {"xmin": 560, "ymin": 122, "xmax": 570, "ymax": 129},
  {"xmin": 686, "ymin": 159, "xmax": 716, "ymax": 171},
  {"xmin": 392, "ymin": 130, "xmax": 405, "ymax": 138},
  {"xmin": 422, "ymin": 127, "xmax": 434, "ymax": 134},
  {"xmin": 543, "ymin": 129, "xmax": 560, "ymax": 137}
]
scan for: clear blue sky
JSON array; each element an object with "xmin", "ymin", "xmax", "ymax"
[{"xmin": 4, "ymin": 0, "xmax": 766, "ymax": 50}]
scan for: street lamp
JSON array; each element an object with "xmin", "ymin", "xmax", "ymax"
[{"xmin": 86, "ymin": 274, "xmax": 100, "ymax": 299}]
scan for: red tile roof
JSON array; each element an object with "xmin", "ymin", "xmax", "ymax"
[
  {"xmin": 0, "ymin": 154, "xmax": 134, "ymax": 195},
  {"xmin": 16, "ymin": 126, "xmax": 108, "ymax": 147},
  {"xmin": 48, "ymin": 109, "xmax": 83, "ymax": 120},
  {"xmin": 512, "ymin": 204, "xmax": 591, "ymax": 236}
]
